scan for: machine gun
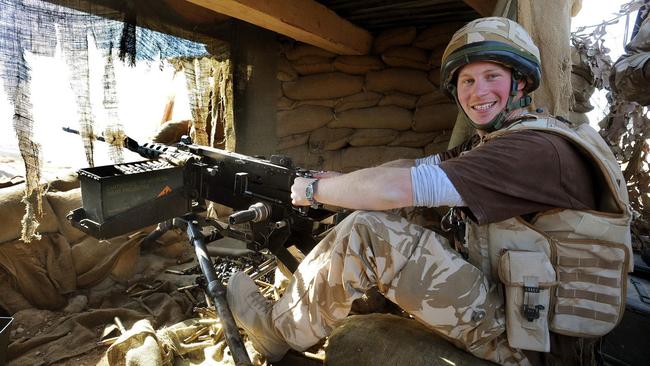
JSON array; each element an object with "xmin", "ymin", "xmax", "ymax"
[{"xmin": 64, "ymin": 128, "xmax": 335, "ymax": 366}]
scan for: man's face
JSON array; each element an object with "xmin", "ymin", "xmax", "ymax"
[{"xmin": 456, "ymin": 61, "xmax": 522, "ymax": 126}]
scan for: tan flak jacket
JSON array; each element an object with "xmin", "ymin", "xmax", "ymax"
[{"xmin": 463, "ymin": 115, "xmax": 633, "ymax": 351}]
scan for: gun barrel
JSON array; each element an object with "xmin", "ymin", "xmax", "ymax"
[{"xmin": 62, "ymin": 126, "xmax": 106, "ymax": 142}]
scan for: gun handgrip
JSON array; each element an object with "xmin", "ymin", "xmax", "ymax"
[
  {"xmin": 228, "ymin": 202, "xmax": 270, "ymax": 225},
  {"xmin": 229, "ymin": 210, "xmax": 257, "ymax": 225}
]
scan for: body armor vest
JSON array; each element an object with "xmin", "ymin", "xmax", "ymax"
[{"xmin": 463, "ymin": 116, "xmax": 632, "ymax": 351}]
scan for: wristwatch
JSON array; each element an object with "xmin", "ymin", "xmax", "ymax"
[{"xmin": 305, "ymin": 179, "xmax": 319, "ymax": 206}]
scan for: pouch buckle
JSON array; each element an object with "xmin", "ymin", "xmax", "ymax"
[{"xmin": 522, "ymin": 276, "xmax": 545, "ymax": 321}]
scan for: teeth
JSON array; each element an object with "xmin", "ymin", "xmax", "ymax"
[{"xmin": 473, "ymin": 102, "xmax": 495, "ymax": 111}]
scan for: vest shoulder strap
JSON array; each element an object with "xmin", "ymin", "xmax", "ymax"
[{"xmin": 488, "ymin": 116, "xmax": 629, "ymax": 212}]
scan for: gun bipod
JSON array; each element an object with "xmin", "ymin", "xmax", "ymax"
[{"xmin": 144, "ymin": 214, "xmax": 253, "ymax": 366}]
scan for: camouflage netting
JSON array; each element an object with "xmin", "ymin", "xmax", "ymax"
[
  {"xmin": 0, "ymin": 0, "xmax": 230, "ymax": 242},
  {"xmin": 572, "ymin": 0, "xmax": 650, "ymax": 252}
]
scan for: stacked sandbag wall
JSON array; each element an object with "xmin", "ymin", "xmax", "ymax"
[{"xmin": 275, "ymin": 23, "xmax": 464, "ymax": 172}]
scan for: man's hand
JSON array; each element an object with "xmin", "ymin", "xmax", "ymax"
[{"xmin": 291, "ymin": 177, "xmax": 317, "ymax": 206}]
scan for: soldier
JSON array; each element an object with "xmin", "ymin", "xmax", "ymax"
[{"xmin": 227, "ymin": 17, "xmax": 633, "ymax": 365}]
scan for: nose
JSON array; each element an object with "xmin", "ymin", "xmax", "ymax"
[{"xmin": 474, "ymin": 79, "xmax": 489, "ymax": 96}]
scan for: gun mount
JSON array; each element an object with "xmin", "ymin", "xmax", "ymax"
[{"xmin": 65, "ymin": 129, "xmax": 337, "ymax": 366}]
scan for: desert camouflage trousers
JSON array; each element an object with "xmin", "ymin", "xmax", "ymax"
[{"xmin": 271, "ymin": 211, "xmax": 531, "ymax": 365}]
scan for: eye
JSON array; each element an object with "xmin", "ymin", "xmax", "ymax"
[
  {"xmin": 460, "ymin": 78, "xmax": 474, "ymax": 86},
  {"xmin": 486, "ymin": 73, "xmax": 501, "ymax": 80}
]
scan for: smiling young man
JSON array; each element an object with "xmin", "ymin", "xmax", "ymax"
[{"xmin": 227, "ymin": 17, "xmax": 632, "ymax": 366}]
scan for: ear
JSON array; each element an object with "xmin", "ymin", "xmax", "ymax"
[{"xmin": 517, "ymin": 79, "xmax": 526, "ymax": 91}]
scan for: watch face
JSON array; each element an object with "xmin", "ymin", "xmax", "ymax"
[{"xmin": 305, "ymin": 183, "xmax": 314, "ymax": 199}]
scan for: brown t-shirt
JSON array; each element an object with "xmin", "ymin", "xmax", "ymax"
[{"xmin": 439, "ymin": 130, "xmax": 597, "ymax": 224}]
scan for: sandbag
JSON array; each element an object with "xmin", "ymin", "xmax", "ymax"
[
  {"xmin": 291, "ymin": 56, "xmax": 335, "ymax": 75},
  {"xmin": 277, "ymin": 56, "xmax": 298, "ymax": 82},
  {"xmin": 46, "ymin": 188, "xmax": 86, "ymax": 244},
  {"xmin": 416, "ymin": 90, "xmax": 448, "ymax": 107},
  {"xmin": 309, "ymin": 127, "xmax": 353, "ymax": 151},
  {"xmin": 424, "ymin": 132, "xmax": 453, "ymax": 155},
  {"xmin": 429, "ymin": 46, "xmax": 445, "ymax": 68},
  {"xmin": 106, "ymin": 319, "xmax": 164, "ymax": 366},
  {"xmin": 424, "ymin": 140, "xmax": 451, "ymax": 155},
  {"xmin": 0, "ymin": 183, "xmax": 59, "ymax": 243},
  {"xmin": 433, "ymin": 130, "xmax": 452, "ymax": 144},
  {"xmin": 276, "ymin": 105, "xmax": 333, "ymax": 137},
  {"xmin": 333, "ymin": 55, "xmax": 384, "ymax": 75},
  {"xmin": 0, "ymin": 175, "xmax": 24, "ymax": 189},
  {"xmin": 110, "ymin": 242, "xmax": 141, "ymax": 283},
  {"xmin": 46, "ymin": 172, "xmax": 80, "ymax": 192},
  {"xmin": 366, "ymin": 68, "xmax": 434, "ymax": 95},
  {"xmin": 151, "ymin": 120, "xmax": 190, "ymax": 144},
  {"xmin": 277, "ymin": 132, "xmax": 310, "ymax": 150},
  {"xmin": 388, "ymin": 131, "xmax": 439, "ymax": 147},
  {"xmin": 382, "ymin": 46, "xmax": 430, "ymax": 71},
  {"xmin": 294, "ymin": 99, "xmax": 337, "ymax": 109},
  {"xmin": 282, "ymin": 73, "xmax": 364, "ymax": 100},
  {"xmin": 329, "ymin": 106, "xmax": 412, "ymax": 130},
  {"xmin": 428, "ymin": 67, "xmax": 441, "ymax": 87},
  {"xmin": 0, "ymin": 234, "xmax": 75, "ymax": 309},
  {"xmin": 335, "ymin": 92, "xmax": 382, "ymax": 113},
  {"xmin": 348, "ymin": 129, "xmax": 399, "ymax": 147},
  {"xmin": 413, "ymin": 104, "xmax": 458, "ymax": 132},
  {"xmin": 72, "ymin": 232, "xmax": 147, "ymax": 288},
  {"xmin": 326, "ymin": 314, "xmax": 493, "ymax": 366},
  {"xmin": 324, "ymin": 146, "xmax": 422, "ymax": 172},
  {"xmin": 277, "ymin": 96, "xmax": 295, "ymax": 110},
  {"xmin": 413, "ymin": 22, "xmax": 465, "ymax": 50},
  {"xmin": 0, "ymin": 269, "xmax": 33, "ymax": 314},
  {"xmin": 278, "ymin": 97, "xmax": 338, "ymax": 111},
  {"xmin": 284, "ymin": 43, "xmax": 336, "ymax": 61},
  {"xmin": 373, "ymin": 26, "xmax": 417, "ymax": 54},
  {"xmin": 378, "ymin": 92, "xmax": 418, "ymax": 109}
]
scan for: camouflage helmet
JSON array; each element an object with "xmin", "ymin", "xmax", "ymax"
[{"xmin": 440, "ymin": 17, "xmax": 541, "ymax": 97}]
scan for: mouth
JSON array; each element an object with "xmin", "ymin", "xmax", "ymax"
[{"xmin": 471, "ymin": 101, "xmax": 497, "ymax": 112}]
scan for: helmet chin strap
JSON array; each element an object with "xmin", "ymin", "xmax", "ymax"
[{"xmin": 453, "ymin": 76, "xmax": 532, "ymax": 132}]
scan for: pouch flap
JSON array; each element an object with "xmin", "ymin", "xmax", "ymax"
[{"xmin": 499, "ymin": 251, "xmax": 556, "ymax": 286}]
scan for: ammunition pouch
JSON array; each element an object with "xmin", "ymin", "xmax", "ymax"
[{"xmin": 499, "ymin": 250, "xmax": 556, "ymax": 352}]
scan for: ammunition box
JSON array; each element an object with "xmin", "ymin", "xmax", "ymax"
[{"xmin": 72, "ymin": 160, "xmax": 191, "ymax": 238}]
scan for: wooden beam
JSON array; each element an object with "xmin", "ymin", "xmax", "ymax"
[
  {"xmin": 462, "ymin": 0, "xmax": 498, "ymax": 17},
  {"xmin": 185, "ymin": 0, "xmax": 372, "ymax": 55}
]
